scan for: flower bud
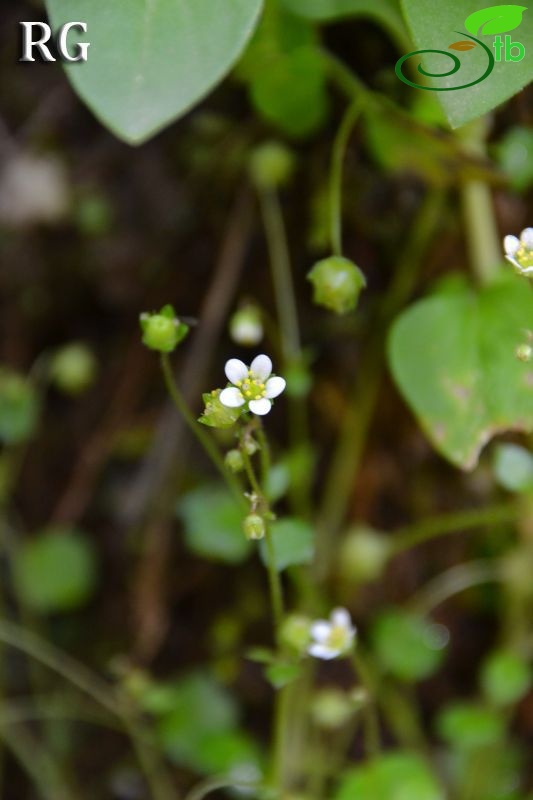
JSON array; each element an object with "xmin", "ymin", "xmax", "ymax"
[
  {"xmin": 50, "ymin": 342, "xmax": 97, "ymax": 395},
  {"xmin": 139, "ymin": 305, "xmax": 189, "ymax": 353},
  {"xmin": 311, "ymin": 689, "xmax": 354, "ymax": 729},
  {"xmin": 279, "ymin": 614, "xmax": 312, "ymax": 655},
  {"xmin": 225, "ymin": 448, "xmax": 245, "ymax": 473},
  {"xmin": 229, "ymin": 305, "xmax": 264, "ymax": 347},
  {"xmin": 307, "ymin": 256, "xmax": 366, "ymax": 315},
  {"xmin": 339, "ymin": 526, "xmax": 390, "ymax": 583},
  {"xmin": 516, "ymin": 343, "xmax": 532, "ymax": 363},
  {"xmin": 249, "ymin": 142, "xmax": 295, "ymax": 190},
  {"xmin": 243, "ymin": 513, "xmax": 266, "ymax": 541},
  {"xmin": 243, "ymin": 437, "xmax": 259, "ymax": 456}
]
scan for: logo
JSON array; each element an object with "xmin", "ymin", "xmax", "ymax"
[
  {"xmin": 395, "ymin": 4, "xmax": 527, "ymax": 91},
  {"xmin": 19, "ymin": 21, "xmax": 90, "ymax": 63}
]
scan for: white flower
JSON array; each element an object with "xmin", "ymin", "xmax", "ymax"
[
  {"xmin": 504, "ymin": 228, "xmax": 533, "ymax": 277},
  {"xmin": 219, "ymin": 354, "xmax": 286, "ymax": 416},
  {"xmin": 308, "ymin": 608, "xmax": 356, "ymax": 661}
]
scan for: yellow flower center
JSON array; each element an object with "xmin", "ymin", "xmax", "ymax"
[{"xmin": 236, "ymin": 371, "xmax": 267, "ymax": 400}]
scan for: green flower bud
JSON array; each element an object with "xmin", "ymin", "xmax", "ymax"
[
  {"xmin": 50, "ymin": 342, "xmax": 97, "ymax": 395},
  {"xmin": 243, "ymin": 437, "xmax": 259, "ymax": 456},
  {"xmin": 229, "ymin": 305, "xmax": 264, "ymax": 346},
  {"xmin": 225, "ymin": 449, "xmax": 245, "ymax": 473},
  {"xmin": 139, "ymin": 305, "xmax": 189, "ymax": 353},
  {"xmin": 516, "ymin": 343, "xmax": 532, "ymax": 362},
  {"xmin": 198, "ymin": 389, "xmax": 243, "ymax": 429},
  {"xmin": 339, "ymin": 526, "xmax": 390, "ymax": 583},
  {"xmin": 311, "ymin": 688, "xmax": 354, "ymax": 729},
  {"xmin": 279, "ymin": 613, "xmax": 312, "ymax": 655},
  {"xmin": 243, "ymin": 513, "xmax": 266, "ymax": 541},
  {"xmin": 249, "ymin": 141, "xmax": 295, "ymax": 190},
  {"xmin": 307, "ymin": 256, "xmax": 366, "ymax": 315}
]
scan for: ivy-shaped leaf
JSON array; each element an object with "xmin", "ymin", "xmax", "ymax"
[
  {"xmin": 464, "ymin": 4, "xmax": 527, "ymax": 36},
  {"xmin": 45, "ymin": 0, "xmax": 263, "ymax": 144},
  {"xmin": 388, "ymin": 275, "xmax": 533, "ymax": 470}
]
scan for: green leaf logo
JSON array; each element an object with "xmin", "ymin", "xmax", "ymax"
[{"xmin": 464, "ymin": 4, "xmax": 527, "ymax": 36}]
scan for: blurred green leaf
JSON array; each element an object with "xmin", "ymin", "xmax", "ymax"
[
  {"xmin": 335, "ymin": 751, "xmax": 445, "ymax": 799},
  {"xmin": 494, "ymin": 127, "xmax": 533, "ymax": 192},
  {"xmin": 371, "ymin": 610, "xmax": 447, "ymax": 681},
  {"xmin": 492, "ymin": 444, "xmax": 533, "ymax": 493},
  {"xmin": 264, "ymin": 661, "xmax": 302, "ymax": 688},
  {"xmin": 178, "ymin": 485, "xmax": 252, "ymax": 564},
  {"xmin": 401, "ymin": 0, "xmax": 533, "ymax": 128},
  {"xmin": 480, "ymin": 649, "xmax": 531, "ymax": 706},
  {"xmin": 0, "ymin": 369, "xmax": 39, "ymax": 445},
  {"xmin": 280, "ymin": 0, "xmax": 409, "ymax": 48},
  {"xmin": 388, "ymin": 277, "xmax": 533, "ymax": 470},
  {"xmin": 436, "ymin": 702, "xmax": 506, "ymax": 750},
  {"xmin": 45, "ymin": 0, "xmax": 263, "ymax": 144},
  {"xmin": 259, "ymin": 518, "xmax": 314, "ymax": 571},
  {"xmin": 464, "ymin": 5, "xmax": 527, "ymax": 36},
  {"xmin": 13, "ymin": 528, "xmax": 97, "ymax": 613}
]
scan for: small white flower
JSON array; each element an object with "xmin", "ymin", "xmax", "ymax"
[
  {"xmin": 504, "ymin": 228, "xmax": 533, "ymax": 277},
  {"xmin": 219, "ymin": 354, "xmax": 286, "ymax": 416},
  {"xmin": 308, "ymin": 607, "xmax": 356, "ymax": 661}
]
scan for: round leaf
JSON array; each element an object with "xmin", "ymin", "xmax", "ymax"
[
  {"xmin": 335, "ymin": 751, "xmax": 445, "ymax": 800},
  {"xmin": 45, "ymin": 0, "xmax": 263, "ymax": 144},
  {"xmin": 436, "ymin": 702, "xmax": 506, "ymax": 750},
  {"xmin": 480, "ymin": 649, "xmax": 531, "ymax": 706},
  {"xmin": 259, "ymin": 517, "xmax": 314, "ymax": 572},
  {"xmin": 371, "ymin": 610, "xmax": 447, "ymax": 681},
  {"xmin": 178, "ymin": 485, "xmax": 252, "ymax": 564},
  {"xmin": 13, "ymin": 528, "xmax": 97, "ymax": 613}
]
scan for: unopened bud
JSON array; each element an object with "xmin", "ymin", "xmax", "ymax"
[
  {"xmin": 249, "ymin": 142, "xmax": 294, "ymax": 190},
  {"xmin": 516, "ymin": 343, "xmax": 532, "ymax": 362},
  {"xmin": 229, "ymin": 305, "xmax": 264, "ymax": 347},
  {"xmin": 339, "ymin": 526, "xmax": 390, "ymax": 583},
  {"xmin": 50, "ymin": 342, "xmax": 97, "ymax": 395},
  {"xmin": 279, "ymin": 614, "xmax": 312, "ymax": 655},
  {"xmin": 307, "ymin": 256, "xmax": 366, "ymax": 315},
  {"xmin": 225, "ymin": 449, "xmax": 244, "ymax": 473},
  {"xmin": 243, "ymin": 513, "xmax": 266, "ymax": 541},
  {"xmin": 139, "ymin": 305, "xmax": 189, "ymax": 353}
]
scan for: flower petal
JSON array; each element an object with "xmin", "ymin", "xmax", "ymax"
[
  {"xmin": 520, "ymin": 228, "xmax": 533, "ymax": 249},
  {"xmin": 308, "ymin": 643, "xmax": 339, "ymax": 660},
  {"xmin": 331, "ymin": 608, "xmax": 352, "ymax": 630},
  {"xmin": 504, "ymin": 235, "xmax": 520, "ymax": 256},
  {"xmin": 250, "ymin": 354, "xmax": 272, "ymax": 380},
  {"xmin": 265, "ymin": 376, "xmax": 286, "ymax": 399},
  {"xmin": 248, "ymin": 398, "xmax": 272, "ymax": 416},
  {"xmin": 225, "ymin": 359, "xmax": 248, "ymax": 384},
  {"xmin": 310, "ymin": 621, "xmax": 331, "ymax": 643},
  {"xmin": 219, "ymin": 387, "xmax": 245, "ymax": 408}
]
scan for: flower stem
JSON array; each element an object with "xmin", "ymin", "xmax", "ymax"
[
  {"xmin": 390, "ymin": 502, "xmax": 519, "ymax": 555},
  {"xmin": 258, "ymin": 188, "xmax": 300, "ymax": 362},
  {"xmin": 159, "ymin": 353, "xmax": 245, "ymax": 509},
  {"xmin": 352, "ymin": 650, "xmax": 381, "ymax": 757},
  {"xmin": 330, "ymin": 98, "xmax": 364, "ymax": 256}
]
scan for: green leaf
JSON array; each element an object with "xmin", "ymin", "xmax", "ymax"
[
  {"xmin": 371, "ymin": 610, "xmax": 447, "ymax": 681},
  {"xmin": 264, "ymin": 661, "xmax": 302, "ymax": 688},
  {"xmin": 388, "ymin": 276, "xmax": 533, "ymax": 470},
  {"xmin": 280, "ymin": 0, "xmax": 410, "ymax": 49},
  {"xmin": 436, "ymin": 702, "xmax": 506, "ymax": 750},
  {"xmin": 0, "ymin": 369, "xmax": 39, "ymax": 445},
  {"xmin": 464, "ymin": 5, "xmax": 527, "ymax": 36},
  {"xmin": 13, "ymin": 528, "xmax": 97, "ymax": 613},
  {"xmin": 493, "ymin": 444, "xmax": 533, "ymax": 492},
  {"xmin": 259, "ymin": 518, "xmax": 314, "ymax": 571},
  {"xmin": 480, "ymin": 649, "xmax": 531, "ymax": 705},
  {"xmin": 45, "ymin": 0, "xmax": 263, "ymax": 144},
  {"xmin": 335, "ymin": 751, "xmax": 445, "ymax": 800},
  {"xmin": 177, "ymin": 485, "xmax": 252, "ymax": 564},
  {"xmin": 400, "ymin": 0, "xmax": 533, "ymax": 128}
]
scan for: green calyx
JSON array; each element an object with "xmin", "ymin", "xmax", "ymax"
[
  {"xmin": 307, "ymin": 256, "xmax": 366, "ymax": 315},
  {"xmin": 139, "ymin": 304, "xmax": 189, "ymax": 353}
]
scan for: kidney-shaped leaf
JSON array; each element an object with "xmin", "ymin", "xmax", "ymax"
[
  {"xmin": 400, "ymin": 0, "xmax": 532, "ymax": 128},
  {"xmin": 388, "ymin": 275, "xmax": 533, "ymax": 470},
  {"xmin": 45, "ymin": 0, "xmax": 263, "ymax": 144}
]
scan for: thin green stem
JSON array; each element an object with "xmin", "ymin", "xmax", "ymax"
[
  {"xmin": 0, "ymin": 620, "xmax": 176, "ymax": 800},
  {"xmin": 352, "ymin": 651, "xmax": 380, "ymax": 757},
  {"xmin": 459, "ymin": 121, "xmax": 501, "ymax": 285},
  {"xmin": 271, "ymin": 682, "xmax": 293, "ymax": 791},
  {"xmin": 159, "ymin": 353, "xmax": 245, "ymax": 509},
  {"xmin": 330, "ymin": 98, "xmax": 364, "ymax": 256},
  {"xmin": 258, "ymin": 189, "xmax": 300, "ymax": 362},
  {"xmin": 256, "ymin": 424, "xmax": 271, "ymax": 489},
  {"xmin": 391, "ymin": 502, "xmax": 519, "ymax": 555},
  {"xmin": 408, "ymin": 559, "xmax": 504, "ymax": 616}
]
